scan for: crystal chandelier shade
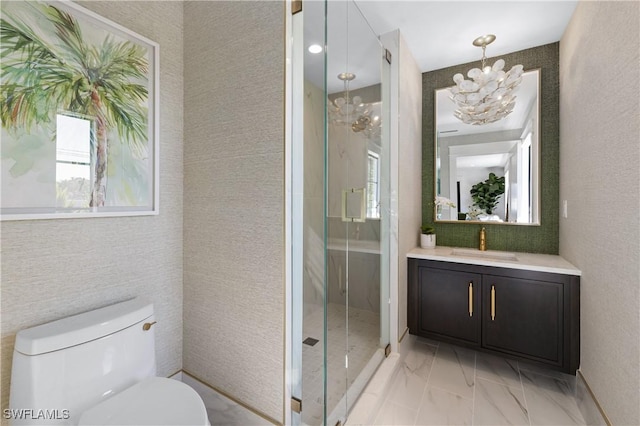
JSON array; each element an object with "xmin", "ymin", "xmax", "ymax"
[{"xmin": 449, "ymin": 35, "xmax": 524, "ymax": 125}]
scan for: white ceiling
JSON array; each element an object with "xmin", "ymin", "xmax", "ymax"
[
  {"xmin": 457, "ymin": 153, "xmax": 510, "ymax": 169},
  {"xmin": 356, "ymin": 1, "xmax": 578, "ymax": 73},
  {"xmin": 304, "ymin": 0, "xmax": 578, "ymax": 93}
]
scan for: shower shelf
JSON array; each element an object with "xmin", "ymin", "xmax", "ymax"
[{"xmin": 326, "ymin": 238, "xmax": 381, "ymax": 254}]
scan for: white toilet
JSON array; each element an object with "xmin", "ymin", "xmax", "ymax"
[{"xmin": 9, "ymin": 298, "xmax": 209, "ymax": 425}]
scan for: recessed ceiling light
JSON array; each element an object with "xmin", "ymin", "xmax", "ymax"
[{"xmin": 308, "ymin": 44, "xmax": 323, "ymax": 54}]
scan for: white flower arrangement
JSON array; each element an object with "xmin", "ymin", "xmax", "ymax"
[
  {"xmin": 435, "ymin": 196, "xmax": 456, "ymax": 208},
  {"xmin": 467, "ymin": 206, "xmax": 486, "ymax": 220}
]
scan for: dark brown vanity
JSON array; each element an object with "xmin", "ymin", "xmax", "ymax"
[{"xmin": 408, "ymin": 247, "xmax": 580, "ymax": 374}]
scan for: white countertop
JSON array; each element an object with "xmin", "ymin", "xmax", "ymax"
[{"xmin": 407, "ymin": 246, "xmax": 581, "ymax": 276}]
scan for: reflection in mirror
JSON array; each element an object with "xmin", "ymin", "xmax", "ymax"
[{"xmin": 435, "ymin": 69, "xmax": 540, "ymax": 225}]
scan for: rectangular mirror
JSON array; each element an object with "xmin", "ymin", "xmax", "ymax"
[{"xmin": 435, "ymin": 69, "xmax": 540, "ymax": 225}]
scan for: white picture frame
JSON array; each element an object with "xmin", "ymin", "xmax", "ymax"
[{"xmin": 1, "ymin": 0, "xmax": 159, "ymax": 220}]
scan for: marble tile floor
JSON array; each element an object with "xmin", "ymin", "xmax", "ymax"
[
  {"xmin": 373, "ymin": 338, "xmax": 587, "ymax": 426},
  {"xmin": 177, "ymin": 335, "xmax": 586, "ymax": 426}
]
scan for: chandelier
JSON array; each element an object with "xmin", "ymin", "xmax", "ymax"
[
  {"xmin": 449, "ymin": 34, "xmax": 523, "ymax": 125},
  {"xmin": 328, "ymin": 72, "xmax": 381, "ymax": 139}
]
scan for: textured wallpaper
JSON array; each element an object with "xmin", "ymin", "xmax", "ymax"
[
  {"xmin": 559, "ymin": 2, "xmax": 640, "ymax": 424},
  {"xmin": 182, "ymin": 2, "xmax": 285, "ymax": 423},
  {"xmin": 0, "ymin": 0, "xmax": 184, "ymax": 414},
  {"xmin": 422, "ymin": 43, "xmax": 560, "ymax": 254}
]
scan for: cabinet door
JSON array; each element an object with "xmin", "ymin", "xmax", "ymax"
[
  {"xmin": 418, "ymin": 267, "xmax": 481, "ymax": 345},
  {"xmin": 483, "ymin": 275, "xmax": 563, "ymax": 365}
]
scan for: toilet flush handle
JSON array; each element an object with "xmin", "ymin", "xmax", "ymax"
[{"xmin": 142, "ymin": 321, "xmax": 157, "ymax": 331}]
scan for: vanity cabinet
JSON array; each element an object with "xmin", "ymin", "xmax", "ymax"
[
  {"xmin": 408, "ymin": 259, "xmax": 580, "ymax": 374},
  {"xmin": 482, "ymin": 275, "xmax": 563, "ymax": 364},
  {"xmin": 416, "ymin": 267, "xmax": 481, "ymax": 345}
]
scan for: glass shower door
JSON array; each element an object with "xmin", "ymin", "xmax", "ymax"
[
  {"xmin": 325, "ymin": 1, "xmax": 389, "ymax": 424},
  {"xmin": 291, "ymin": 1, "xmax": 389, "ymax": 424}
]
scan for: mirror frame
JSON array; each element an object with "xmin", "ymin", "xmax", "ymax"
[{"xmin": 433, "ymin": 69, "xmax": 542, "ymax": 226}]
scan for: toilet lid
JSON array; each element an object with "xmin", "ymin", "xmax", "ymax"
[{"xmin": 78, "ymin": 377, "xmax": 209, "ymax": 426}]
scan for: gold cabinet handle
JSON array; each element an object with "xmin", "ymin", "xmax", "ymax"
[
  {"xmin": 468, "ymin": 282, "xmax": 473, "ymax": 317},
  {"xmin": 491, "ymin": 285, "xmax": 496, "ymax": 321},
  {"xmin": 143, "ymin": 321, "xmax": 157, "ymax": 331}
]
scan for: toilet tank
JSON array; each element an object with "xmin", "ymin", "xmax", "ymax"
[{"xmin": 9, "ymin": 298, "xmax": 157, "ymax": 425}]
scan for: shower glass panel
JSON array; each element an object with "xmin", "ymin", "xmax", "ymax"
[
  {"xmin": 325, "ymin": 1, "xmax": 389, "ymax": 424},
  {"xmin": 292, "ymin": 1, "xmax": 389, "ymax": 424}
]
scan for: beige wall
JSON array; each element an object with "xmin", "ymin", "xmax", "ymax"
[
  {"xmin": 182, "ymin": 1, "xmax": 285, "ymax": 423},
  {"xmin": 559, "ymin": 1, "xmax": 640, "ymax": 424},
  {"xmin": 0, "ymin": 0, "xmax": 184, "ymax": 414},
  {"xmin": 397, "ymin": 33, "xmax": 423, "ymax": 342}
]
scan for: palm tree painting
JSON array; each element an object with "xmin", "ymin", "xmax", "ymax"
[{"xmin": 0, "ymin": 1, "xmax": 156, "ymax": 216}]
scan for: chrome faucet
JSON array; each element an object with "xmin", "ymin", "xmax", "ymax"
[{"xmin": 479, "ymin": 227, "xmax": 486, "ymax": 251}]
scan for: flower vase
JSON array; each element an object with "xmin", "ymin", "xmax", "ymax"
[{"xmin": 420, "ymin": 233, "xmax": 436, "ymax": 249}]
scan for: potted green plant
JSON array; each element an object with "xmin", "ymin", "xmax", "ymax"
[
  {"xmin": 470, "ymin": 172, "xmax": 506, "ymax": 215},
  {"xmin": 420, "ymin": 225, "xmax": 436, "ymax": 249}
]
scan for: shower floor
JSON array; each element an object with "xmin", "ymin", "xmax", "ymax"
[{"xmin": 301, "ymin": 303, "xmax": 381, "ymax": 425}]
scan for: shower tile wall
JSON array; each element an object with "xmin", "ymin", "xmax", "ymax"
[
  {"xmin": 303, "ymin": 81, "xmax": 325, "ymax": 319},
  {"xmin": 306, "ymin": 80, "xmax": 383, "ymax": 309},
  {"xmin": 297, "ymin": 85, "xmax": 323, "ymax": 422},
  {"xmin": 328, "ymin": 250, "xmax": 380, "ymax": 312},
  {"xmin": 304, "ymin": 81, "xmax": 382, "ymax": 318},
  {"xmin": 327, "ymin": 218, "xmax": 381, "ymax": 313},
  {"xmin": 326, "ymin": 80, "xmax": 382, "ymax": 314},
  {"xmin": 327, "ymin": 123, "xmax": 369, "ymax": 218}
]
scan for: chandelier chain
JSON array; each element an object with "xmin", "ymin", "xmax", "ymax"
[{"xmin": 481, "ymin": 44, "xmax": 487, "ymax": 69}]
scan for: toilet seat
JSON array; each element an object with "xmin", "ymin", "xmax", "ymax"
[{"xmin": 78, "ymin": 377, "xmax": 209, "ymax": 425}]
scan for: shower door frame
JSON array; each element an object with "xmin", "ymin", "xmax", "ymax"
[{"xmin": 287, "ymin": 1, "xmax": 392, "ymax": 424}]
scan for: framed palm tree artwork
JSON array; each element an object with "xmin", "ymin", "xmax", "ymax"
[{"xmin": 0, "ymin": 0, "xmax": 159, "ymax": 220}]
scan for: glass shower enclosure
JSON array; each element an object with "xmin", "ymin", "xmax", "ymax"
[{"xmin": 291, "ymin": 1, "xmax": 390, "ymax": 424}]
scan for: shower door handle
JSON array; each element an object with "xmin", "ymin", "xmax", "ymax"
[{"xmin": 341, "ymin": 188, "xmax": 366, "ymax": 223}]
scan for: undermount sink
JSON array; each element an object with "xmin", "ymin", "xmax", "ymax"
[{"xmin": 451, "ymin": 248, "xmax": 518, "ymax": 262}]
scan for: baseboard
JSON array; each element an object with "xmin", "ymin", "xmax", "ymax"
[
  {"xmin": 398, "ymin": 326, "xmax": 409, "ymax": 343},
  {"xmin": 576, "ymin": 370, "xmax": 610, "ymax": 426},
  {"xmin": 179, "ymin": 369, "xmax": 280, "ymax": 425},
  {"xmin": 167, "ymin": 370, "xmax": 182, "ymax": 381}
]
